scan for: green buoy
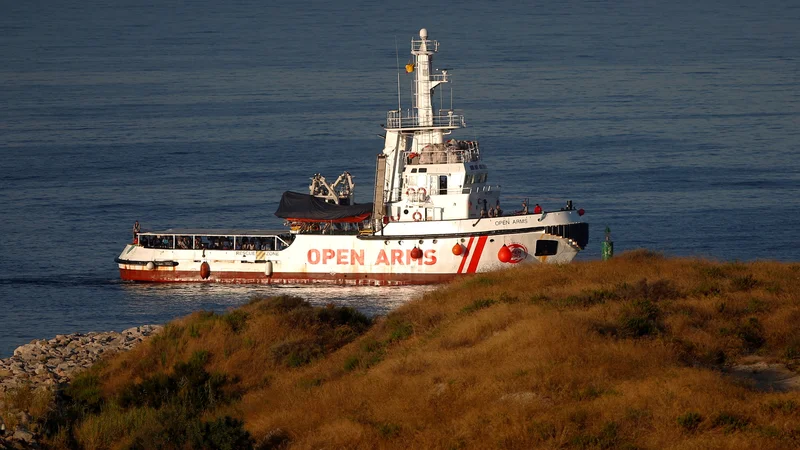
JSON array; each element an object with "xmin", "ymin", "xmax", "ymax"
[{"xmin": 602, "ymin": 226, "xmax": 614, "ymax": 261}]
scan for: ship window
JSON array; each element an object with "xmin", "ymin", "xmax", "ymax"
[
  {"xmin": 140, "ymin": 235, "xmax": 176, "ymax": 249},
  {"xmin": 200, "ymin": 236, "xmax": 233, "ymax": 250},
  {"xmin": 176, "ymin": 235, "xmax": 191, "ymax": 249},
  {"xmin": 439, "ymin": 175, "xmax": 447, "ymax": 195},
  {"xmin": 411, "ymin": 168, "xmax": 418, "ymax": 173},
  {"xmin": 478, "ymin": 173, "xmax": 487, "ymax": 183},
  {"xmin": 418, "ymin": 168, "xmax": 427, "ymax": 173},
  {"xmin": 535, "ymin": 240, "xmax": 559, "ymax": 256}
]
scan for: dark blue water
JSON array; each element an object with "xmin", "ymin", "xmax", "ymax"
[{"xmin": 2, "ymin": 0, "xmax": 798, "ymax": 357}]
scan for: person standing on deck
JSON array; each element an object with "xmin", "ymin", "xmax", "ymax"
[{"xmin": 133, "ymin": 221, "xmax": 140, "ymax": 243}]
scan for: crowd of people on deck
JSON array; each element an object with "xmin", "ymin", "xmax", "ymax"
[
  {"xmin": 135, "ymin": 232, "xmax": 287, "ymax": 251},
  {"xmin": 291, "ymin": 221, "xmax": 365, "ymax": 235},
  {"xmin": 477, "ymin": 200, "xmax": 544, "ymax": 217}
]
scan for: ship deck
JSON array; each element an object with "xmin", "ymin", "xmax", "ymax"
[{"xmin": 137, "ymin": 228, "xmax": 289, "ymax": 236}]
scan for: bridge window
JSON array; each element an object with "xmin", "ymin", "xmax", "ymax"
[
  {"xmin": 535, "ymin": 240, "xmax": 559, "ymax": 256},
  {"xmin": 439, "ymin": 175, "xmax": 447, "ymax": 194}
]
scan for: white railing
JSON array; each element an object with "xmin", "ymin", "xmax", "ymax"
[
  {"xmin": 411, "ymin": 39, "xmax": 439, "ymax": 53},
  {"xmin": 386, "ymin": 110, "xmax": 465, "ymax": 129},
  {"xmin": 404, "ymin": 149, "xmax": 480, "ymax": 165},
  {"xmin": 470, "ymin": 185, "xmax": 501, "ymax": 193}
]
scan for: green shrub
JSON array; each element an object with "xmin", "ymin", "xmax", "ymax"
[
  {"xmin": 460, "ymin": 298, "xmax": 497, "ymax": 314},
  {"xmin": 693, "ymin": 282, "xmax": 722, "ymax": 297},
  {"xmin": 118, "ymin": 350, "xmax": 233, "ymax": 413},
  {"xmin": 498, "ymin": 293, "xmax": 520, "ymax": 304},
  {"xmin": 343, "ymin": 337, "xmax": 387, "ymax": 372},
  {"xmin": 569, "ymin": 421, "xmax": 620, "ymax": 449},
  {"xmin": 699, "ymin": 265, "xmax": 727, "ymax": 279},
  {"xmin": 222, "ymin": 310, "xmax": 249, "ymax": 333},
  {"xmin": 465, "ymin": 275, "xmax": 497, "ymax": 287},
  {"xmin": 270, "ymin": 339, "xmax": 321, "ymax": 368},
  {"xmin": 784, "ymin": 336, "xmax": 800, "ymax": 360},
  {"xmin": 735, "ymin": 317, "xmax": 765, "ymax": 352},
  {"xmin": 561, "ymin": 289, "xmax": 616, "ymax": 308},
  {"xmin": 63, "ymin": 372, "xmax": 103, "ymax": 414},
  {"xmin": 528, "ymin": 293, "xmax": 550, "ymax": 304},
  {"xmin": 529, "ymin": 421, "xmax": 557, "ymax": 441},
  {"xmin": 360, "ymin": 337, "xmax": 382, "ymax": 353},
  {"xmin": 617, "ymin": 299, "xmax": 662, "ymax": 338},
  {"xmin": 574, "ymin": 385, "xmax": 607, "ymax": 401},
  {"xmin": 745, "ymin": 298, "xmax": 769, "ymax": 314},
  {"xmin": 297, "ymin": 377, "xmax": 323, "ymax": 389},
  {"xmin": 315, "ymin": 304, "xmax": 371, "ymax": 330},
  {"xmin": 764, "ymin": 399, "xmax": 798, "ymax": 415},
  {"xmin": 711, "ymin": 412, "xmax": 750, "ymax": 433},
  {"xmin": 192, "ymin": 416, "xmax": 254, "ymax": 450},
  {"xmin": 386, "ymin": 319, "xmax": 413, "ymax": 342},
  {"xmin": 616, "ymin": 278, "xmax": 679, "ymax": 302},
  {"xmin": 251, "ymin": 294, "xmax": 309, "ymax": 311},
  {"xmin": 676, "ymin": 411, "xmax": 703, "ymax": 432},
  {"xmin": 731, "ymin": 275, "xmax": 759, "ymax": 292},
  {"xmin": 343, "ymin": 355, "xmax": 361, "ymax": 372},
  {"xmin": 376, "ymin": 422, "xmax": 401, "ymax": 438}
]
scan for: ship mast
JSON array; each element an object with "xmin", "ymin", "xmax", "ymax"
[
  {"xmin": 379, "ymin": 28, "xmax": 464, "ymax": 206},
  {"xmin": 410, "ymin": 28, "xmax": 447, "ymax": 150}
]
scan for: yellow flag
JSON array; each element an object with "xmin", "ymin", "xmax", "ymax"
[{"xmin": 405, "ymin": 63, "xmax": 414, "ymax": 73}]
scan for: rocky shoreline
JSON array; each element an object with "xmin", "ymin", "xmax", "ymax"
[{"xmin": 0, "ymin": 325, "xmax": 162, "ymax": 448}]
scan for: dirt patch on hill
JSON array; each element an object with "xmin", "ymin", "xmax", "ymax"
[{"xmin": 729, "ymin": 356, "xmax": 800, "ymax": 392}]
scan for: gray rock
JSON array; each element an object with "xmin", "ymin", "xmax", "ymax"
[
  {"xmin": 13, "ymin": 427, "xmax": 34, "ymax": 443},
  {"xmin": 0, "ymin": 325, "xmax": 162, "ymax": 406}
]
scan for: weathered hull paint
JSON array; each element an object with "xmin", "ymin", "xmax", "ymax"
[{"xmin": 119, "ymin": 268, "xmax": 458, "ymax": 285}]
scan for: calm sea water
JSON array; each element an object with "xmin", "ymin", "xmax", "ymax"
[{"xmin": 1, "ymin": 0, "xmax": 798, "ymax": 357}]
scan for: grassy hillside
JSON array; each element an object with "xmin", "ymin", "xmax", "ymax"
[{"xmin": 28, "ymin": 251, "xmax": 800, "ymax": 448}]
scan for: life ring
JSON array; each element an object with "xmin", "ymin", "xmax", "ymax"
[
  {"xmin": 413, "ymin": 211, "xmax": 423, "ymax": 221},
  {"xmin": 405, "ymin": 187, "xmax": 416, "ymax": 198},
  {"xmin": 417, "ymin": 187, "xmax": 427, "ymax": 198}
]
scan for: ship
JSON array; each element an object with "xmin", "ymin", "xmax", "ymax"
[{"xmin": 115, "ymin": 28, "xmax": 589, "ymax": 285}]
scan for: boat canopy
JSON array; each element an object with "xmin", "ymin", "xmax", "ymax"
[{"xmin": 274, "ymin": 191, "xmax": 373, "ymax": 223}]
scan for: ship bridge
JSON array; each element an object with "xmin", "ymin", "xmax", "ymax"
[
  {"xmin": 404, "ymin": 139, "xmax": 481, "ymax": 165},
  {"xmin": 375, "ymin": 28, "xmax": 498, "ymax": 222}
]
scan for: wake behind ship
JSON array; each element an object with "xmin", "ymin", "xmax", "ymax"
[{"xmin": 115, "ymin": 28, "xmax": 589, "ymax": 285}]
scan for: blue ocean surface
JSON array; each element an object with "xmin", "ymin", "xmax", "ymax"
[{"xmin": 1, "ymin": 0, "xmax": 798, "ymax": 357}]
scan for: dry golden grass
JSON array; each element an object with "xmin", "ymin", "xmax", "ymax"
[
  {"xmin": 46, "ymin": 251, "xmax": 800, "ymax": 449},
  {"xmin": 0, "ymin": 384, "xmax": 54, "ymax": 432}
]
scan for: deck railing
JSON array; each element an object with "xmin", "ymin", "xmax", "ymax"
[
  {"xmin": 404, "ymin": 148, "xmax": 480, "ymax": 165},
  {"xmin": 411, "ymin": 39, "xmax": 439, "ymax": 53},
  {"xmin": 386, "ymin": 110, "xmax": 465, "ymax": 130}
]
